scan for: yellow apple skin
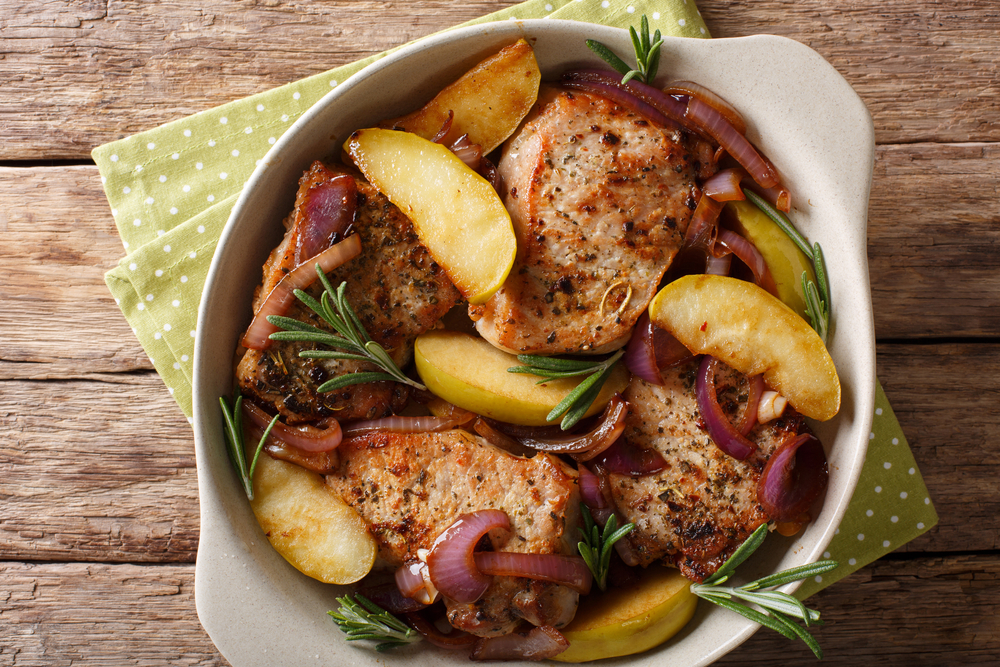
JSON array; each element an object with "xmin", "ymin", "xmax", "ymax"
[
  {"xmin": 379, "ymin": 39, "xmax": 541, "ymax": 155},
  {"xmin": 726, "ymin": 199, "xmax": 816, "ymax": 320},
  {"xmin": 250, "ymin": 453, "xmax": 377, "ymax": 584},
  {"xmin": 649, "ymin": 274, "xmax": 840, "ymax": 421},
  {"xmin": 414, "ymin": 330, "xmax": 629, "ymax": 426},
  {"xmin": 553, "ymin": 567, "xmax": 698, "ymax": 663},
  {"xmin": 345, "ymin": 128, "xmax": 516, "ymax": 304}
]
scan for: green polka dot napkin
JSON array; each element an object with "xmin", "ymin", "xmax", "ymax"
[{"xmin": 93, "ymin": 0, "xmax": 936, "ymax": 595}]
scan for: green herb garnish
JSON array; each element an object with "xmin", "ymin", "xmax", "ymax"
[
  {"xmin": 508, "ymin": 349, "xmax": 623, "ymax": 430},
  {"xmin": 690, "ymin": 524, "xmax": 839, "ymax": 659},
  {"xmin": 586, "ymin": 14, "xmax": 663, "ymax": 85},
  {"xmin": 267, "ymin": 268, "xmax": 426, "ymax": 392},
  {"xmin": 742, "ymin": 189, "xmax": 832, "ymax": 342},
  {"xmin": 577, "ymin": 504, "xmax": 635, "ymax": 592},
  {"xmin": 219, "ymin": 388, "xmax": 279, "ymax": 501},
  {"xmin": 328, "ymin": 594, "xmax": 421, "ymax": 652}
]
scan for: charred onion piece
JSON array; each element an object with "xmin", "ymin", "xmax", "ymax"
[
  {"xmin": 296, "ymin": 174, "xmax": 357, "ymax": 262},
  {"xmin": 427, "ymin": 510, "xmax": 510, "ymax": 603},
  {"xmin": 405, "ymin": 612, "xmax": 476, "ymax": 650},
  {"xmin": 448, "ymin": 133, "xmax": 483, "ymax": 171},
  {"xmin": 758, "ymin": 432, "xmax": 829, "ymax": 522},
  {"xmin": 703, "ymin": 167, "xmax": 747, "ymax": 202},
  {"xmin": 473, "ymin": 552, "xmax": 593, "ymax": 594},
  {"xmin": 684, "ymin": 95, "xmax": 778, "ymax": 189},
  {"xmin": 662, "ymin": 79, "xmax": 748, "ymax": 135},
  {"xmin": 624, "ymin": 311, "xmax": 697, "ymax": 385},
  {"xmin": 591, "ymin": 435, "xmax": 668, "ymax": 476},
  {"xmin": 470, "ymin": 625, "xmax": 569, "ymax": 662},
  {"xmin": 716, "ymin": 228, "xmax": 779, "ymax": 297},
  {"xmin": 242, "ymin": 401, "xmax": 343, "ymax": 453},
  {"xmin": 695, "ymin": 356, "xmax": 756, "ymax": 460},
  {"xmin": 515, "ymin": 394, "xmax": 627, "ymax": 460},
  {"xmin": 241, "ymin": 233, "xmax": 362, "ymax": 350},
  {"xmin": 684, "ymin": 192, "xmax": 725, "ymax": 249}
]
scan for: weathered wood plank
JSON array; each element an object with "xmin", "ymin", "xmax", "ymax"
[
  {"xmin": 1, "ymin": 140, "xmax": 997, "ymax": 380},
  {"xmin": 0, "ymin": 342, "xmax": 995, "ymax": 562},
  {"xmin": 0, "ymin": 556, "xmax": 996, "ymax": 666},
  {"xmin": 0, "ymin": 0, "xmax": 998, "ymax": 159},
  {"xmin": 0, "ymin": 166, "xmax": 152, "ymax": 378},
  {"xmin": 0, "ymin": 373, "xmax": 199, "ymax": 563}
]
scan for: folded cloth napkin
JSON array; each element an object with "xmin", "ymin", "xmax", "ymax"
[{"xmin": 93, "ymin": 0, "xmax": 936, "ymax": 597}]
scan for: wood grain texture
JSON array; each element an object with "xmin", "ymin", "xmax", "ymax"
[
  {"xmin": 1, "ymin": 556, "xmax": 996, "ymax": 666},
  {"xmin": 0, "ymin": 373, "xmax": 199, "ymax": 563},
  {"xmin": 1, "ymin": 0, "xmax": 998, "ymax": 159}
]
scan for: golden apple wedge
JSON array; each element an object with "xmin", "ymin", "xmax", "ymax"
[
  {"xmin": 649, "ymin": 274, "xmax": 840, "ymax": 421},
  {"xmin": 414, "ymin": 330, "xmax": 629, "ymax": 426},
  {"xmin": 553, "ymin": 567, "xmax": 697, "ymax": 662},
  {"xmin": 249, "ymin": 452, "xmax": 376, "ymax": 584},
  {"xmin": 379, "ymin": 39, "xmax": 541, "ymax": 155},
  {"xmin": 726, "ymin": 199, "xmax": 816, "ymax": 320},
  {"xmin": 345, "ymin": 128, "xmax": 516, "ymax": 304}
]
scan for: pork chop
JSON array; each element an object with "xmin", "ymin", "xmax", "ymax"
[
  {"xmin": 608, "ymin": 360, "xmax": 805, "ymax": 582},
  {"xmin": 471, "ymin": 86, "xmax": 711, "ymax": 355},
  {"xmin": 237, "ymin": 161, "xmax": 462, "ymax": 423},
  {"xmin": 326, "ymin": 429, "xmax": 582, "ymax": 636}
]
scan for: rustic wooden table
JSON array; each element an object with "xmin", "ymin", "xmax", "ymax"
[{"xmin": 2, "ymin": 1, "xmax": 998, "ymax": 664}]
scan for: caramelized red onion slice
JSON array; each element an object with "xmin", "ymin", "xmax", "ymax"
[
  {"xmin": 357, "ymin": 582, "xmax": 427, "ymax": 615},
  {"xmin": 684, "ymin": 193, "xmax": 725, "ymax": 249},
  {"xmin": 470, "ymin": 625, "xmax": 569, "ymax": 662},
  {"xmin": 296, "ymin": 174, "xmax": 357, "ymax": 262},
  {"xmin": 662, "ymin": 80, "xmax": 748, "ymax": 135},
  {"xmin": 517, "ymin": 394, "xmax": 627, "ymax": 460},
  {"xmin": 474, "ymin": 552, "xmax": 593, "ymax": 594},
  {"xmin": 757, "ymin": 432, "xmax": 829, "ymax": 522},
  {"xmin": 685, "ymin": 96, "xmax": 778, "ymax": 189},
  {"xmin": 745, "ymin": 181, "xmax": 792, "ymax": 213},
  {"xmin": 395, "ymin": 560, "xmax": 438, "ymax": 605},
  {"xmin": 427, "ymin": 510, "xmax": 510, "ymax": 603},
  {"xmin": 623, "ymin": 312, "xmax": 698, "ymax": 386},
  {"xmin": 242, "ymin": 401, "xmax": 343, "ymax": 453},
  {"xmin": 241, "ymin": 233, "xmax": 362, "ymax": 350},
  {"xmin": 342, "ymin": 415, "xmax": 464, "ymax": 438},
  {"xmin": 431, "ymin": 110, "xmax": 454, "ymax": 143},
  {"xmin": 560, "ymin": 79, "xmax": 674, "ymax": 129},
  {"xmin": 716, "ymin": 228, "xmax": 779, "ymax": 297},
  {"xmin": 705, "ymin": 252, "xmax": 732, "ymax": 276},
  {"xmin": 591, "ymin": 436, "xmax": 668, "ymax": 476},
  {"xmin": 448, "ymin": 134, "xmax": 483, "ymax": 171},
  {"xmin": 695, "ymin": 356, "xmax": 756, "ymax": 460},
  {"xmin": 473, "ymin": 418, "xmax": 536, "ymax": 458},
  {"xmin": 405, "ymin": 612, "xmax": 476, "ymax": 650},
  {"xmin": 578, "ymin": 464, "xmax": 609, "ymax": 510},
  {"xmin": 703, "ymin": 168, "xmax": 747, "ymax": 202},
  {"xmin": 737, "ymin": 374, "xmax": 766, "ymax": 436}
]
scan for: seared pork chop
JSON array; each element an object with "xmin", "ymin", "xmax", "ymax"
[
  {"xmin": 609, "ymin": 361, "xmax": 805, "ymax": 582},
  {"xmin": 237, "ymin": 161, "xmax": 462, "ymax": 423},
  {"xmin": 326, "ymin": 429, "xmax": 582, "ymax": 636},
  {"xmin": 472, "ymin": 86, "xmax": 711, "ymax": 355}
]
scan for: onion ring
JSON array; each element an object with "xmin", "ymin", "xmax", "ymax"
[
  {"xmin": 757, "ymin": 432, "xmax": 829, "ymax": 522},
  {"xmin": 695, "ymin": 356, "xmax": 756, "ymax": 460},
  {"xmin": 516, "ymin": 394, "xmax": 627, "ymax": 460},
  {"xmin": 427, "ymin": 510, "xmax": 510, "ymax": 603}
]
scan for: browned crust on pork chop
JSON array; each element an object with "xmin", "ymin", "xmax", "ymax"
[
  {"xmin": 609, "ymin": 361, "xmax": 805, "ymax": 582},
  {"xmin": 326, "ymin": 429, "xmax": 581, "ymax": 636},
  {"xmin": 473, "ymin": 87, "xmax": 710, "ymax": 355},
  {"xmin": 237, "ymin": 161, "xmax": 461, "ymax": 423}
]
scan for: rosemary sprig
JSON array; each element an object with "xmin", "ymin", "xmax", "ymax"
[
  {"xmin": 507, "ymin": 349, "xmax": 623, "ymax": 430},
  {"xmin": 587, "ymin": 14, "xmax": 663, "ymax": 85},
  {"xmin": 690, "ymin": 524, "xmax": 839, "ymax": 659},
  {"xmin": 219, "ymin": 388, "xmax": 279, "ymax": 501},
  {"xmin": 742, "ymin": 189, "xmax": 832, "ymax": 343},
  {"xmin": 267, "ymin": 268, "xmax": 426, "ymax": 392},
  {"xmin": 328, "ymin": 594, "xmax": 421, "ymax": 652},
  {"xmin": 577, "ymin": 504, "xmax": 635, "ymax": 591}
]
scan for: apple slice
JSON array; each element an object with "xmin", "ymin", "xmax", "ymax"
[
  {"xmin": 726, "ymin": 199, "xmax": 816, "ymax": 320},
  {"xmin": 414, "ymin": 330, "xmax": 629, "ymax": 426},
  {"xmin": 649, "ymin": 274, "xmax": 840, "ymax": 421},
  {"xmin": 250, "ymin": 453, "xmax": 377, "ymax": 584},
  {"xmin": 346, "ymin": 128, "xmax": 516, "ymax": 304},
  {"xmin": 553, "ymin": 567, "xmax": 697, "ymax": 662},
  {"xmin": 379, "ymin": 39, "xmax": 541, "ymax": 155}
]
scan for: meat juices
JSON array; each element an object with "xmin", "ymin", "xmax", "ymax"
[
  {"xmin": 237, "ymin": 161, "xmax": 462, "ymax": 423},
  {"xmin": 609, "ymin": 362, "xmax": 806, "ymax": 582},
  {"xmin": 327, "ymin": 429, "xmax": 582, "ymax": 636},
  {"xmin": 472, "ymin": 87, "xmax": 713, "ymax": 355}
]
